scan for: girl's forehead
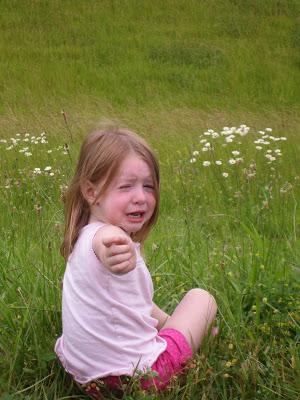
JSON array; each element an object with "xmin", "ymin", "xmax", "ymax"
[
  {"xmin": 117, "ymin": 155, "xmax": 153, "ymax": 177},
  {"xmin": 119, "ymin": 155, "xmax": 151, "ymax": 175}
]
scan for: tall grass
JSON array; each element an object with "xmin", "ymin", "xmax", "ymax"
[{"xmin": 0, "ymin": 120, "xmax": 299, "ymax": 399}]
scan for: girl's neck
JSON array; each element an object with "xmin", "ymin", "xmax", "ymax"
[{"xmin": 88, "ymin": 213, "xmax": 103, "ymax": 224}]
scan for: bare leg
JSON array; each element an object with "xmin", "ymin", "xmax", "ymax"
[{"xmin": 162, "ymin": 288, "xmax": 217, "ymax": 353}]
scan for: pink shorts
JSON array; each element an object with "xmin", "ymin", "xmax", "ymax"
[{"xmin": 81, "ymin": 328, "xmax": 193, "ymax": 398}]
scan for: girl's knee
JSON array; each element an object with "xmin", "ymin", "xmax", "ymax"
[{"xmin": 186, "ymin": 288, "xmax": 217, "ymax": 313}]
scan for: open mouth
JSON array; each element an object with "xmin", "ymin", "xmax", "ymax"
[{"xmin": 127, "ymin": 212, "xmax": 145, "ymax": 219}]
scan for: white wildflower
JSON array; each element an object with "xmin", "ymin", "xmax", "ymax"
[
  {"xmin": 25, "ymin": 133, "xmax": 30, "ymax": 137},
  {"xmin": 212, "ymin": 132, "xmax": 219, "ymax": 138},
  {"xmin": 204, "ymin": 131, "xmax": 211, "ymax": 136},
  {"xmin": 34, "ymin": 168, "xmax": 42, "ymax": 174},
  {"xmin": 266, "ymin": 149, "xmax": 272, "ymax": 153},
  {"xmin": 222, "ymin": 172, "xmax": 229, "ymax": 178},
  {"xmin": 236, "ymin": 125, "xmax": 249, "ymax": 136},
  {"xmin": 200, "ymin": 139, "xmax": 207, "ymax": 143},
  {"xmin": 25, "ymin": 152, "xmax": 32, "ymax": 157},
  {"xmin": 44, "ymin": 166, "xmax": 52, "ymax": 171},
  {"xmin": 215, "ymin": 160, "xmax": 222, "ymax": 165},
  {"xmin": 202, "ymin": 147, "xmax": 209, "ymax": 152},
  {"xmin": 229, "ymin": 158, "xmax": 236, "ymax": 165},
  {"xmin": 280, "ymin": 137, "xmax": 287, "ymax": 141},
  {"xmin": 265, "ymin": 128, "xmax": 272, "ymax": 132},
  {"xmin": 203, "ymin": 161, "xmax": 211, "ymax": 167},
  {"xmin": 47, "ymin": 150, "xmax": 53, "ymax": 154},
  {"xmin": 190, "ymin": 158, "xmax": 196, "ymax": 163},
  {"xmin": 238, "ymin": 130, "xmax": 248, "ymax": 136},
  {"xmin": 222, "ymin": 127, "xmax": 235, "ymax": 135},
  {"xmin": 49, "ymin": 172, "xmax": 55, "ymax": 176},
  {"xmin": 232, "ymin": 150, "xmax": 240, "ymax": 156},
  {"xmin": 256, "ymin": 146, "xmax": 262, "ymax": 150},
  {"xmin": 204, "ymin": 142, "xmax": 211, "ymax": 148},
  {"xmin": 265, "ymin": 154, "xmax": 276, "ymax": 161}
]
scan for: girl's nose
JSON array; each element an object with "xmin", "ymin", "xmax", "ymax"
[{"xmin": 133, "ymin": 187, "xmax": 146, "ymax": 203}]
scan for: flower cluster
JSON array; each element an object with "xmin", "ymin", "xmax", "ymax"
[
  {"xmin": 0, "ymin": 131, "xmax": 71, "ymax": 186},
  {"xmin": 0, "ymin": 131, "xmax": 69, "ymax": 159},
  {"xmin": 1, "ymin": 132, "xmax": 48, "ymax": 155},
  {"xmin": 33, "ymin": 166, "xmax": 55, "ymax": 177},
  {"xmin": 189, "ymin": 125, "xmax": 287, "ymax": 179}
]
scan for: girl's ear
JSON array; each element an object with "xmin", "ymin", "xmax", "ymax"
[{"xmin": 81, "ymin": 181, "xmax": 98, "ymax": 205}]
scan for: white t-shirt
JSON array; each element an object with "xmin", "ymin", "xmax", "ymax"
[{"xmin": 55, "ymin": 221, "xmax": 166, "ymax": 384}]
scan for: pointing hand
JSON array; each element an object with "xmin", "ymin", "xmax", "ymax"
[{"xmin": 101, "ymin": 236, "xmax": 136, "ymax": 275}]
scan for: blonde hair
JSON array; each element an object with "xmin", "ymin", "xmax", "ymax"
[{"xmin": 61, "ymin": 128, "xmax": 160, "ymax": 261}]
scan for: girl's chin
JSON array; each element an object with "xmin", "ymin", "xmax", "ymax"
[{"xmin": 121, "ymin": 221, "xmax": 145, "ymax": 234}]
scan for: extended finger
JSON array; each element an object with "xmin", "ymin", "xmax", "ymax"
[
  {"xmin": 106, "ymin": 252, "xmax": 132, "ymax": 267},
  {"xmin": 110, "ymin": 260, "xmax": 131, "ymax": 275},
  {"xmin": 102, "ymin": 236, "xmax": 129, "ymax": 248},
  {"xmin": 106, "ymin": 244, "xmax": 130, "ymax": 257},
  {"xmin": 119, "ymin": 262, "xmax": 136, "ymax": 274}
]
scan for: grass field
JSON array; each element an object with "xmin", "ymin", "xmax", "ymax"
[{"xmin": 0, "ymin": 1, "xmax": 299, "ymax": 399}]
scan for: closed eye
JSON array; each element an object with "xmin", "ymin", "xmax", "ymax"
[{"xmin": 119, "ymin": 185, "xmax": 131, "ymax": 190}]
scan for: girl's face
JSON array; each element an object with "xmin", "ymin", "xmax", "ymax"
[{"xmin": 91, "ymin": 154, "xmax": 156, "ymax": 235}]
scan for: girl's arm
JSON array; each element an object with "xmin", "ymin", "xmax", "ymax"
[{"xmin": 152, "ymin": 302, "xmax": 170, "ymax": 331}]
